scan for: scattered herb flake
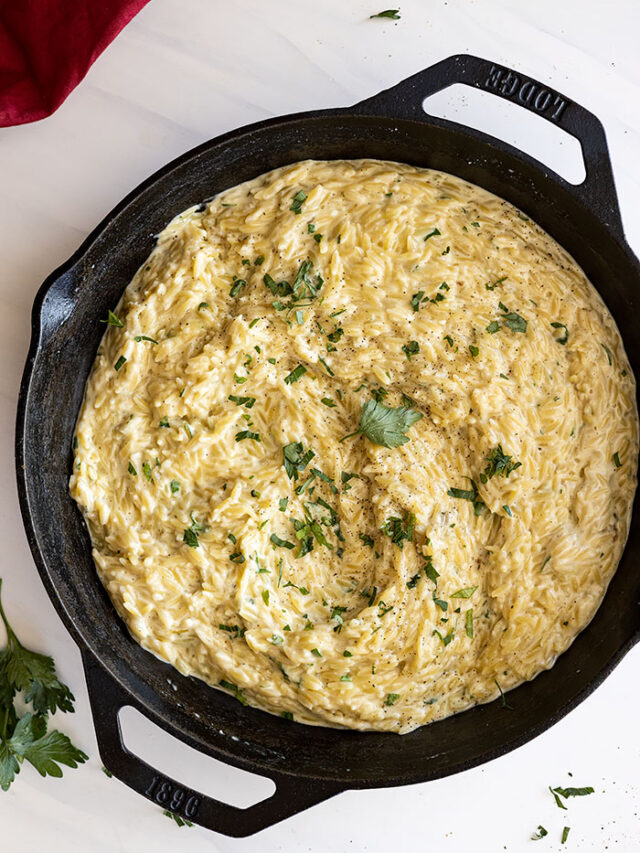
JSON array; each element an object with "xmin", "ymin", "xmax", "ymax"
[
  {"xmin": 551, "ymin": 321, "xmax": 569, "ymax": 345},
  {"xmin": 100, "ymin": 310, "xmax": 124, "ymax": 327}
]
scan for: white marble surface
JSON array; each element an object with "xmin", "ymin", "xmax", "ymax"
[{"xmin": 1, "ymin": 0, "xmax": 639, "ymax": 850}]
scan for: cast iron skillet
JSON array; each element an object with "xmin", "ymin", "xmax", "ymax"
[{"xmin": 15, "ymin": 54, "xmax": 640, "ymax": 836}]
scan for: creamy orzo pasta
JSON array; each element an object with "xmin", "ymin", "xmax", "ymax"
[{"xmin": 70, "ymin": 159, "xmax": 638, "ymax": 732}]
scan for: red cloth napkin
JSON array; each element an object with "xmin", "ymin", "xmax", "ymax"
[{"xmin": 0, "ymin": 0, "xmax": 151, "ymax": 127}]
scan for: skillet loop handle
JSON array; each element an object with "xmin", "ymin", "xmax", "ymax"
[
  {"xmin": 82, "ymin": 652, "xmax": 341, "ymax": 837},
  {"xmin": 354, "ymin": 53, "xmax": 624, "ymax": 237}
]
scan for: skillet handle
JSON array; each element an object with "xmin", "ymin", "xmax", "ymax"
[
  {"xmin": 353, "ymin": 53, "xmax": 624, "ymax": 237},
  {"xmin": 82, "ymin": 652, "xmax": 342, "ymax": 837}
]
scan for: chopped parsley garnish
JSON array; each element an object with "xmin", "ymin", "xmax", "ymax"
[
  {"xmin": 341, "ymin": 399, "xmax": 422, "ymax": 448},
  {"xmin": 498, "ymin": 302, "xmax": 527, "ymax": 333},
  {"xmin": 503, "ymin": 504, "xmax": 513, "ymax": 517},
  {"xmin": 385, "ymin": 693, "xmax": 400, "ymax": 705},
  {"xmin": 402, "ymin": 340, "xmax": 420, "ymax": 360},
  {"xmin": 551, "ymin": 322, "xmax": 569, "ymax": 345},
  {"xmin": 561, "ymin": 827, "xmax": 570, "ymax": 844},
  {"xmin": 469, "ymin": 345, "xmax": 479, "ymax": 358},
  {"xmin": 321, "ymin": 397, "xmax": 337, "ymax": 408},
  {"xmin": 284, "ymin": 364, "xmax": 307, "ymax": 385},
  {"xmin": 219, "ymin": 624, "xmax": 245, "ymax": 639},
  {"xmin": 229, "ymin": 394, "xmax": 256, "ymax": 408},
  {"xmin": 447, "ymin": 481, "xmax": 486, "ymax": 515},
  {"xmin": 480, "ymin": 445, "xmax": 521, "ymax": 482},
  {"xmin": 371, "ymin": 386, "xmax": 387, "ymax": 402},
  {"xmin": 433, "ymin": 628, "xmax": 455, "ymax": 646},
  {"xmin": 279, "ymin": 497, "xmax": 289, "ymax": 512},
  {"xmin": 229, "ymin": 278, "xmax": 247, "ymax": 298},
  {"xmin": 341, "ymin": 471, "xmax": 359, "ymax": 491},
  {"xmin": 381, "ymin": 512, "xmax": 415, "ymax": 549},
  {"xmin": 270, "ymin": 533, "xmax": 295, "ymax": 550},
  {"xmin": 219, "ymin": 679, "xmax": 247, "ymax": 705},
  {"xmin": 158, "ymin": 416, "xmax": 170, "ymax": 428},
  {"xmin": 128, "ymin": 461, "xmax": 137, "ymax": 476},
  {"xmin": 553, "ymin": 786, "xmax": 595, "ymax": 798},
  {"xmin": 443, "ymin": 334, "xmax": 454, "ymax": 348},
  {"xmin": 441, "ymin": 246, "xmax": 450, "ymax": 255},
  {"xmin": 613, "ymin": 451, "xmax": 622, "ymax": 468},
  {"xmin": 134, "ymin": 335, "xmax": 158, "ymax": 344},
  {"xmin": 602, "ymin": 343, "xmax": 613, "ymax": 365},
  {"xmin": 451, "ymin": 586, "xmax": 477, "ymax": 599},
  {"xmin": 170, "ymin": 480, "xmax": 180, "ymax": 494},
  {"xmin": 343, "ymin": 650, "xmax": 352, "ymax": 657},
  {"xmin": 235, "ymin": 430, "xmax": 260, "ymax": 442},
  {"xmin": 142, "ymin": 461, "xmax": 153, "ymax": 482},
  {"xmin": 233, "ymin": 372, "xmax": 248, "ymax": 384},
  {"xmin": 465, "ymin": 609, "xmax": 474, "ymax": 638},
  {"xmin": 424, "ymin": 559, "xmax": 439, "ymax": 585},
  {"xmin": 183, "ymin": 513, "xmax": 205, "ymax": 548},
  {"xmin": 271, "ymin": 634, "xmax": 284, "ymax": 645},
  {"xmin": 423, "ymin": 227, "xmax": 440, "ymax": 241},
  {"xmin": 283, "ymin": 442, "xmax": 315, "ymax": 480},
  {"xmin": 100, "ymin": 309, "xmax": 124, "ymax": 327},
  {"xmin": 229, "ymin": 551, "xmax": 245, "ymax": 563},
  {"xmin": 406, "ymin": 573, "xmax": 421, "ymax": 589},
  {"xmin": 290, "ymin": 190, "xmax": 307, "ymax": 214},
  {"xmin": 311, "ymin": 648, "xmax": 322, "ymax": 657},
  {"xmin": 410, "ymin": 290, "xmax": 426, "ymax": 311},
  {"xmin": 261, "ymin": 590, "xmax": 270, "ymax": 606},
  {"xmin": 486, "ymin": 320, "xmax": 501, "ymax": 334},
  {"xmin": 198, "ymin": 301, "xmax": 209, "ymax": 310},
  {"xmin": 494, "ymin": 677, "xmax": 513, "ymax": 709},
  {"xmin": 327, "ymin": 327, "xmax": 344, "ymax": 344},
  {"xmin": 114, "ymin": 355, "xmax": 127, "ymax": 371},
  {"xmin": 485, "ymin": 276, "xmax": 507, "ymax": 291},
  {"xmin": 549, "ymin": 787, "xmax": 568, "ymax": 810},
  {"xmin": 254, "ymin": 256, "xmax": 264, "ymax": 266},
  {"xmin": 359, "ymin": 533, "xmax": 375, "ymax": 548},
  {"xmin": 531, "ymin": 826, "xmax": 548, "ymax": 840}
]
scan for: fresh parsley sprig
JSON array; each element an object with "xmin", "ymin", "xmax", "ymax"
[
  {"xmin": 0, "ymin": 579, "xmax": 87, "ymax": 792},
  {"xmin": 340, "ymin": 399, "xmax": 422, "ymax": 448}
]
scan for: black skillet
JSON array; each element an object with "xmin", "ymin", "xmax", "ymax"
[{"xmin": 15, "ymin": 54, "xmax": 640, "ymax": 836}]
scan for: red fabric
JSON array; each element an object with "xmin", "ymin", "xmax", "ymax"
[{"xmin": 0, "ymin": 0, "xmax": 151, "ymax": 127}]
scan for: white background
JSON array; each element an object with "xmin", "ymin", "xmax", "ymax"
[{"xmin": 1, "ymin": 0, "xmax": 639, "ymax": 850}]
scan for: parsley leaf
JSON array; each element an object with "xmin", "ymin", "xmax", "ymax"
[
  {"xmin": 385, "ymin": 693, "xmax": 400, "ymax": 705},
  {"xmin": 480, "ymin": 445, "xmax": 521, "ymax": 482},
  {"xmin": 551, "ymin": 322, "xmax": 569, "ymax": 345},
  {"xmin": 283, "ymin": 442, "xmax": 315, "ymax": 480},
  {"xmin": 531, "ymin": 825, "xmax": 548, "ymax": 840},
  {"xmin": 553, "ymin": 786, "xmax": 595, "ymax": 798},
  {"xmin": 284, "ymin": 364, "xmax": 307, "ymax": 385},
  {"xmin": 498, "ymin": 303, "xmax": 527, "ymax": 333},
  {"xmin": 0, "ymin": 580, "xmax": 87, "ymax": 791},
  {"xmin": 290, "ymin": 190, "xmax": 307, "ymax": 214},
  {"xmin": 381, "ymin": 512, "xmax": 415, "ymax": 549},
  {"xmin": 230, "ymin": 278, "xmax": 247, "ymax": 298},
  {"xmin": 100, "ymin": 309, "xmax": 124, "ymax": 327},
  {"xmin": 410, "ymin": 291, "xmax": 426, "ymax": 312},
  {"xmin": 402, "ymin": 340, "xmax": 420, "ymax": 360},
  {"xmin": 341, "ymin": 399, "xmax": 422, "ymax": 448},
  {"xmin": 235, "ymin": 430, "xmax": 260, "ymax": 442},
  {"xmin": 270, "ymin": 533, "xmax": 295, "ymax": 550},
  {"xmin": 423, "ymin": 227, "xmax": 440, "ymax": 240},
  {"xmin": 447, "ymin": 479, "xmax": 486, "ymax": 515}
]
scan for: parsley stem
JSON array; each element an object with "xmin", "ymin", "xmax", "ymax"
[{"xmin": 339, "ymin": 430, "xmax": 361, "ymax": 443}]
